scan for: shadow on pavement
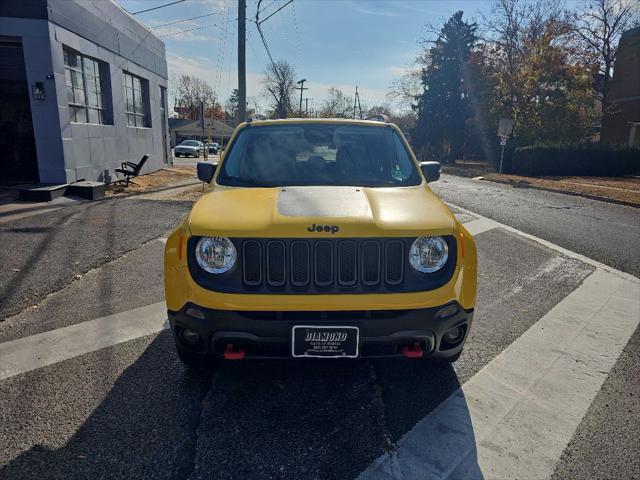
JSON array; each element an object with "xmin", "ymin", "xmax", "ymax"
[{"xmin": 1, "ymin": 331, "xmax": 482, "ymax": 480}]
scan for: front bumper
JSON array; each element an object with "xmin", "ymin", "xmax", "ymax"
[{"xmin": 168, "ymin": 302, "xmax": 473, "ymax": 359}]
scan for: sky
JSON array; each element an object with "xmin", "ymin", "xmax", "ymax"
[{"xmin": 116, "ymin": 0, "xmax": 499, "ymax": 114}]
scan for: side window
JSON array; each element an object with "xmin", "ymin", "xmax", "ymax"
[
  {"xmin": 391, "ymin": 132, "xmax": 414, "ymax": 181},
  {"xmin": 124, "ymin": 72, "xmax": 151, "ymax": 127},
  {"xmin": 63, "ymin": 47, "xmax": 112, "ymax": 125},
  {"xmin": 222, "ymin": 131, "xmax": 248, "ymax": 177}
]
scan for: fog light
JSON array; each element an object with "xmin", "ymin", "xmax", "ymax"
[
  {"xmin": 185, "ymin": 306, "xmax": 205, "ymax": 320},
  {"xmin": 443, "ymin": 326, "xmax": 464, "ymax": 343},
  {"xmin": 181, "ymin": 328, "xmax": 201, "ymax": 346},
  {"xmin": 438, "ymin": 304, "xmax": 459, "ymax": 319}
]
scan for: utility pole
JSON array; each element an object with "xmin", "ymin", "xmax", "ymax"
[
  {"xmin": 353, "ymin": 86, "xmax": 362, "ymax": 119},
  {"xmin": 237, "ymin": 0, "xmax": 246, "ymax": 124},
  {"xmin": 200, "ymin": 101, "xmax": 208, "ymax": 160},
  {"xmin": 304, "ymin": 98, "xmax": 309, "ymax": 115},
  {"xmin": 353, "ymin": 86, "xmax": 357, "ymax": 119},
  {"xmin": 295, "ymin": 78, "xmax": 308, "ymax": 116}
]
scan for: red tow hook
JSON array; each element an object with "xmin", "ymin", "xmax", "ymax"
[
  {"xmin": 224, "ymin": 344, "xmax": 246, "ymax": 360},
  {"xmin": 402, "ymin": 342, "xmax": 424, "ymax": 358}
]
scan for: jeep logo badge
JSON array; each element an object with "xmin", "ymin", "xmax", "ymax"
[{"xmin": 307, "ymin": 224, "xmax": 340, "ymax": 234}]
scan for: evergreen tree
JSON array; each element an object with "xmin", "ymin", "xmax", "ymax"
[{"xmin": 413, "ymin": 11, "xmax": 478, "ymax": 162}]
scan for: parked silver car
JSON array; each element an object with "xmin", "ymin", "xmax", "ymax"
[
  {"xmin": 174, "ymin": 140, "xmax": 205, "ymax": 158},
  {"xmin": 206, "ymin": 142, "xmax": 221, "ymax": 155}
]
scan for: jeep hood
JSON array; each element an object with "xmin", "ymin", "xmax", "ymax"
[{"xmin": 188, "ymin": 185, "xmax": 456, "ymax": 238}]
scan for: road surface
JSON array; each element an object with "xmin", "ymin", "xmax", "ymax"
[
  {"xmin": 0, "ymin": 177, "xmax": 638, "ymax": 480},
  {"xmin": 431, "ymin": 174, "xmax": 640, "ymax": 277}
]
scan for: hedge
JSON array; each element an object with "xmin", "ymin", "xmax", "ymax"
[{"xmin": 511, "ymin": 143, "xmax": 640, "ymax": 177}]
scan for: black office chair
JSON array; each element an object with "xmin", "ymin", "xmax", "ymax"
[{"xmin": 115, "ymin": 154, "xmax": 150, "ymax": 186}]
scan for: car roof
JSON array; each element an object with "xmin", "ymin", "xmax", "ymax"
[{"xmin": 243, "ymin": 118, "xmax": 390, "ymax": 128}]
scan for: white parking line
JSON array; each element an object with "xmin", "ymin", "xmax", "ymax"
[
  {"xmin": 460, "ymin": 217, "xmax": 499, "ymax": 236},
  {"xmin": 358, "ymin": 268, "xmax": 640, "ymax": 480},
  {"xmin": 0, "ymin": 302, "xmax": 168, "ymax": 381}
]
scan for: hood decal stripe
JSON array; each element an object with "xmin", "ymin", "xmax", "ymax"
[{"xmin": 277, "ymin": 186, "xmax": 372, "ymax": 218}]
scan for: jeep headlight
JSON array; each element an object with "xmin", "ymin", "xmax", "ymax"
[
  {"xmin": 195, "ymin": 237, "xmax": 237, "ymax": 274},
  {"xmin": 409, "ymin": 236, "xmax": 448, "ymax": 273}
]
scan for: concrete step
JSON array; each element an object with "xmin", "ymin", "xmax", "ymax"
[
  {"xmin": 66, "ymin": 181, "xmax": 105, "ymax": 200},
  {"xmin": 18, "ymin": 183, "xmax": 69, "ymax": 202},
  {"xmin": 18, "ymin": 180, "xmax": 106, "ymax": 202}
]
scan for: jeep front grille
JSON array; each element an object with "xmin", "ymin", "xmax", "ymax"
[
  {"xmin": 187, "ymin": 236, "xmax": 456, "ymax": 294},
  {"xmin": 242, "ymin": 238, "xmax": 406, "ymax": 290}
]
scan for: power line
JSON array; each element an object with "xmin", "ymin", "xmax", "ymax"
[
  {"xmin": 255, "ymin": 0, "xmax": 277, "ymax": 67},
  {"xmin": 157, "ymin": 23, "xmax": 219, "ymax": 37},
  {"xmin": 246, "ymin": 31, "xmax": 265, "ymax": 64},
  {"xmin": 258, "ymin": 0, "xmax": 279, "ymax": 16},
  {"xmin": 254, "ymin": 0, "xmax": 294, "ymax": 69},
  {"xmin": 149, "ymin": 12, "xmax": 221, "ymax": 29},
  {"xmin": 223, "ymin": 29, "xmax": 237, "ymax": 106},
  {"xmin": 258, "ymin": 0, "xmax": 293, "ymax": 25},
  {"xmin": 291, "ymin": 1, "xmax": 303, "ymax": 63},
  {"xmin": 131, "ymin": 0, "xmax": 186, "ymax": 15},
  {"xmin": 214, "ymin": 0, "xmax": 232, "ymax": 102},
  {"xmin": 278, "ymin": 4, "xmax": 290, "ymax": 51}
]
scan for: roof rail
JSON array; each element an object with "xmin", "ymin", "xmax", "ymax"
[{"xmin": 365, "ymin": 114, "xmax": 390, "ymax": 123}]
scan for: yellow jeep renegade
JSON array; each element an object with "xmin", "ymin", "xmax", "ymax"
[{"xmin": 164, "ymin": 119, "xmax": 477, "ymax": 366}]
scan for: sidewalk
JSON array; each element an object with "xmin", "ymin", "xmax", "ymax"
[
  {"xmin": 0, "ymin": 167, "xmax": 202, "ymax": 224},
  {"xmin": 106, "ymin": 166, "xmax": 197, "ymax": 196},
  {"xmin": 478, "ymin": 173, "xmax": 640, "ymax": 207},
  {"xmin": 442, "ymin": 163, "xmax": 640, "ymax": 207}
]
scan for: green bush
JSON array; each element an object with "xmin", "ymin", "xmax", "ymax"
[{"xmin": 511, "ymin": 143, "xmax": 640, "ymax": 176}]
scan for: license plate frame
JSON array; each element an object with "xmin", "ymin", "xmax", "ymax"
[{"xmin": 291, "ymin": 325, "xmax": 360, "ymax": 358}]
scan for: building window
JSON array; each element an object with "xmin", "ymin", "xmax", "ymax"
[
  {"xmin": 124, "ymin": 72, "xmax": 150, "ymax": 127},
  {"xmin": 63, "ymin": 48, "xmax": 111, "ymax": 124}
]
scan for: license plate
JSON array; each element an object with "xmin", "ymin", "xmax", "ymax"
[{"xmin": 291, "ymin": 326, "xmax": 359, "ymax": 358}]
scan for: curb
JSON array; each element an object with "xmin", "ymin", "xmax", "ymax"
[{"xmin": 474, "ymin": 176, "xmax": 640, "ymax": 209}]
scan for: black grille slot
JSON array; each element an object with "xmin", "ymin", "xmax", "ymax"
[
  {"xmin": 242, "ymin": 241, "xmax": 262, "ymax": 286},
  {"xmin": 290, "ymin": 241, "xmax": 310, "ymax": 287},
  {"xmin": 266, "ymin": 241, "xmax": 286, "ymax": 286},
  {"xmin": 314, "ymin": 241, "xmax": 334, "ymax": 286},
  {"xmin": 361, "ymin": 241, "xmax": 381, "ymax": 285},
  {"xmin": 338, "ymin": 241, "xmax": 357, "ymax": 286},
  {"xmin": 385, "ymin": 241, "xmax": 404, "ymax": 285}
]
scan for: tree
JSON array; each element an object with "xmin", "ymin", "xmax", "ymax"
[
  {"xmin": 570, "ymin": 0, "xmax": 640, "ymax": 120},
  {"xmin": 319, "ymin": 87, "xmax": 354, "ymax": 118},
  {"xmin": 388, "ymin": 67, "xmax": 422, "ymax": 113},
  {"xmin": 205, "ymin": 103, "xmax": 225, "ymax": 121},
  {"xmin": 263, "ymin": 61, "xmax": 296, "ymax": 119},
  {"xmin": 173, "ymin": 74, "xmax": 219, "ymax": 120},
  {"xmin": 413, "ymin": 11, "xmax": 479, "ymax": 161},
  {"xmin": 482, "ymin": 0, "xmax": 597, "ymax": 147},
  {"xmin": 226, "ymin": 89, "xmax": 239, "ymax": 115}
]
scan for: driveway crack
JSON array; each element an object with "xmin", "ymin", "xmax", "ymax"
[
  {"xmin": 179, "ymin": 369, "xmax": 219, "ymax": 480},
  {"xmin": 368, "ymin": 362, "xmax": 404, "ymax": 480}
]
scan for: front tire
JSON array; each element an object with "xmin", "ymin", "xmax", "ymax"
[{"xmin": 194, "ymin": 151, "xmax": 199, "ymax": 158}]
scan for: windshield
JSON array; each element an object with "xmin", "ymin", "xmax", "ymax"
[
  {"xmin": 181, "ymin": 140, "xmax": 200, "ymax": 146},
  {"xmin": 217, "ymin": 124, "xmax": 421, "ymax": 188}
]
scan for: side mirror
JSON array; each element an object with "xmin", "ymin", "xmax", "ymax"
[
  {"xmin": 197, "ymin": 162, "xmax": 216, "ymax": 183},
  {"xmin": 420, "ymin": 161, "xmax": 441, "ymax": 183}
]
